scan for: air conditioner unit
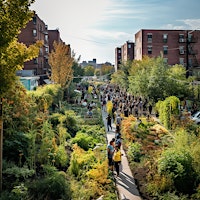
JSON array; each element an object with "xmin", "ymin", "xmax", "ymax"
[{"xmin": 179, "ymin": 50, "xmax": 185, "ymax": 54}]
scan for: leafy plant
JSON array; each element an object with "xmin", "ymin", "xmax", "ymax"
[
  {"xmin": 28, "ymin": 171, "xmax": 71, "ymax": 200},
  {"xmin": 127, "ymin": 142, "xmax": 142, "ymax": 162}
]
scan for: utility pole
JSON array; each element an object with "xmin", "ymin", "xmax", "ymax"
[{"xmin": 0, "ymin": 98, "xmax": 3, "ymax": 192}]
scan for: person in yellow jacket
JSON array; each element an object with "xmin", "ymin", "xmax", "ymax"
[{"xmin": 113, "ymin": 145, "xmax": 123, "ymax": 176}]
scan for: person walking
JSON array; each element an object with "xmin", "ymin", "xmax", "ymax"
[
  {"xmin": 106, "ymin": 114, "xmax": 112, "ymax": 131},
  {"xmin": 113, "ymin": 145, "xmax": 123, "ymax": 177},
  {"xmin": 107, "ymin": 140, "xmax": 115, "ymax": 171}
]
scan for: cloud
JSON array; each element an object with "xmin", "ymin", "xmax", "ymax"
[
  {"xmin": 178, "ymin": 19, "xmax": 200, "ymax": 30},
  {"xmin": 161, "ymin": 19, "xmax": 200, "ymax": 30}
]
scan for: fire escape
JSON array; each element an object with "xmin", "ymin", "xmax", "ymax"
[{"xmin": 186, "ymin": 31, "xmax": 199, "ymax": 78}]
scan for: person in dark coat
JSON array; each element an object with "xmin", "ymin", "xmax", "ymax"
[{"xmin": 106, "ymin": 114, "xmax": 112, "ymax": 131}]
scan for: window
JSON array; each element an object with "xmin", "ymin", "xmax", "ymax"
[
  {"xmin": 163, "ymin": 34, "xmax": 168, "ymax": 43},
  {"xmin": 163, "ymin": 58, "xmax": 168, "ymax": 64},
  {"xmin": 45, "ymin": 47, "xmax": 49, "ymax": 53},
  {"xmin": 33, "ymin": 29, "xmax": 37, "ymax": 37},
  {"xmin": 147, "ymin": 46, "xmax": 152, "ymax": 54},
  {"xmin": 163, "ymin": 46, "xmax": 168, "ymax": 55},
  {"xmin": 33, "ymin": 58, "xmax": 38, "ymax": 64},
  {"xmin": 188, "ymin": 34, "xmax": 193, "ymax": 42},
  {"xmin": 118, "ymin": 49, "xmax": 121, "ymax": 53},
  {"xmin": 179, "ymin": 46, "xmax": 184, "ymax": 54},
  {"xmin": 179, "ymin": 34, "xmax": 184, "ymax": 42},
  {"xmin": 179, "ymin": 58, "xmax": 184, "ymax": 65},
  {"xmin": 189, "ymin": 58, "xmax": 193, "ymax": 67},
  {"xmin": 128, "ymin": 44, "xmax": 132, "ymax": 48},
  {"xmin": 33, "ymin": 16, "xmax": 36, "ymax": 25},
  {"xmin": 147, "ymin": 33, "xmax": 152, "ymax": 43},
  {"xmin": 45, "ymin": 34, "xmax": 48, "ymax": 42}
]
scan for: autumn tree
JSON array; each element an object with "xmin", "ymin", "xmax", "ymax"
[
  {"xmin": 49, "ymin": 41, "xmax": 74, "ymax": 88},
  {"xmin": 0, "ymin": 0, "xmax": 41, "ymax": 191}
]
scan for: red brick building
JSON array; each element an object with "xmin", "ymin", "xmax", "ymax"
[
  {"xmin": 135, "ymin": 29, "xmax": 200, "ymax": 77},
  {"xmin": 115, "ymin": 47, "xmax": 122, "ymax": 71},
  {"xmin": 18, "ymin": 12, "xmax": 49, "ymax": 75},
  {"xmin": 115, "ymin": 41, "xmax": 134, "ymax": 71}
]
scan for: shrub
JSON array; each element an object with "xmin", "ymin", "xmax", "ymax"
[
  {"xmin": 158, "ymin": 149, "xmax": 196, "ymax": 194},
  {"xmin": 127, "ymin": 142, "xmax": 142, "ymax": 162},
  {"xmin": 71, "ymin": 132, "xmax": 95, "ymax": 151},
  {"xmin": 28, "ymin": 171, "xmax": 71, "ymax": 200}
]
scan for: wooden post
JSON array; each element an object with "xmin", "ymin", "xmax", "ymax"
[{"xmin": 0, "ymin": 98, "xmax": 3, "ymax": 192}]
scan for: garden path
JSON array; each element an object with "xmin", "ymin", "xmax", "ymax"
[{"xmin": 102, "ymin": 109, "xmax": 142, "ymax": 200}]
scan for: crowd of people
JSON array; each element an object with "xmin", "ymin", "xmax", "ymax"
[{"xmin": 100, "ymin": 84, "xmax": 153, "ymax": 177}]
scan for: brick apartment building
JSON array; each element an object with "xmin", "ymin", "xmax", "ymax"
[
  {"xmin": 18, "ymin": 12, "xmax": 69, "ymax": 80},
  {"xmin": 115, "ymin": 41, "xmax": 134, "ymax": 71},
  {"xmin": 18, "ymin": 12, "xmax": 49, "ymax": 76},
  {"xmin": 135, "ymin": 29, "xmax": 200, "ymax": 77}
]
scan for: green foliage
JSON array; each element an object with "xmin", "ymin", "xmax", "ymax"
[
  {"xmin": 84, "ymin": 65, "xmax": 95, "ymax": 76},
  {"xmin": 156, "ymin": 96, "xmax": 180, "ymax": 129},
  {"xmin": 29, "ymin": 84, "xmax": 63, "ymax": 112},
  {"xmin": 28, "ymin": 171, "xmax": 71, "ymax": 200},
  {"xmin": 158, "ymin": 146, "xmax": 196, "ymax": 193},
  {"xmin": 71, "ymin": 132, "xmax": 96, "ymax": 151},
  {"xmin": 127, "ymin": 142, "xmax": 142, "ymax": 162},
  {"xmin": 55, "ymin": 145, "xmax": 69, "ymax": 167},
  {"xmin": 158, "ymin": 191, "xmax": 189, "ymax": 200},
  {"xmin": 3, "ymin": 131, "xmax": 30, "ymax": 164},
  {"xmin": 3, "ymin": 165, "xmax": 35, "ymax": 190}
]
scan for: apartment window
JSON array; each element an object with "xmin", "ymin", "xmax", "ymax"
[
  {"xmin": 33, "ymin": 16, "xmax": 36, "ymax": 25},
  {"xmin": 118, "ymin": 49, "xmax": 121, "ymax": 53},
  {"xmin": 163, "ymin": 58, "xmax": 168, "ymax": 64},
  {"xmin": 179, "ymin": 58, "xmax": 184, "ymax": 65},
  {"xmin": 163, "ymin": 34, "xmax": 168, "ymax": 43},
  {"xmin": 40, "ymin": 47, "xmax": 43, "ymax": 55},
  {"xmin": 33, "ymin": 29, "xmax": 37, "ymax": 37},
  {"xmin": 179, "ymin": 34, "xmax": 185, "ymax": 43},
  {"xmin": 33, "ymin": 58, "xmax": 38, "ymax": 64},
  {"xmin": 147, "ymin": 33, "xmax": 152, "ymax": 43},
  {"xmin": 128, "ymin": 44, "xmax": 132, "ymax": 48},
  {"xmin": 163, "ymin": 46, "xmax": 168, "ymax": 55},
  {"xmin": 45, "ymin": 47, "xmax": 49, "ymax": 53},
  {"xmin": 45, "ymin": 34, "xmax": 48, "ymax": 42},
  {"xmin": 189, "ymin": 58, "xmax": 193, "ymax": 67},
  {"xmin": 188, "ymin": 34, "xmax": 193, "ymax": 42},
  {"xmin": 147, "ymin": 46, "xmax": 152, "ymax": 54},
  {"xmin": 179, "ymin": 46, "xmax": 184, "ymax": 54}
]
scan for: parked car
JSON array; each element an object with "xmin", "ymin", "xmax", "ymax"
[{"xmin": 191, "ymin": 111, "xmax": 200, "ymax": 124}]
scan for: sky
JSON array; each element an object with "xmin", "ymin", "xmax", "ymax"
[{"xmin": 31, "ymin": 0, "xmax": 200, "ymax": 64}]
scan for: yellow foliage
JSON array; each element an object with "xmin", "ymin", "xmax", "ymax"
[
  {"xmin": 121, "ymin": 115, "xmax": 136, "ymax": 141},
  {"xmin": 106, "ymin": 100, "xmax": 113, "ymax": 115},
  {"xmin": 151, "ymin": 124, "xmax": 169, "ymax": 134},
  {"xmin": 88, "ymin": 86, "xmax": 93, "ymax": 94},
  {"xmin": 86, "ymin": 160, "xmax": 111, "ymax": 184}
]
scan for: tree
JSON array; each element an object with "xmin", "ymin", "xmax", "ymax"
[
  {"xmin": 0, "ymin": 0, "xmax": 39, "ymax": 191},
  {"xmin": 84, "ymin": 65, "xmax": 95, "ymax": 76},
  {"xmin": 49, "ymin": 41, "xmax": 74, "ymax": 88},
  {"xmin": 101, "ymin": 64, "xmax": 114, "ymax": 75},
  {"xmin": 111, "ymin": 60, "xmax": 131, "ymax": 90},
  {"xmin": 72, "ymin": 61, "xmax": 84, "ymax": 83}
]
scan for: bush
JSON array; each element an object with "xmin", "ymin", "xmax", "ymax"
[
  {"xmin": 28, "ymin": 171, "xmax": 71, "ymax": 200},
  {"xmin": 158, "ymin": 149, "xmax": 196, "ymax": 194},
  {"xmin": 71, "ymin": 132, "xmax": 96, "ymax": 151},
  {"xmin": 127, "ymin": 142, "xmax": 142, "ymax": 162}
]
